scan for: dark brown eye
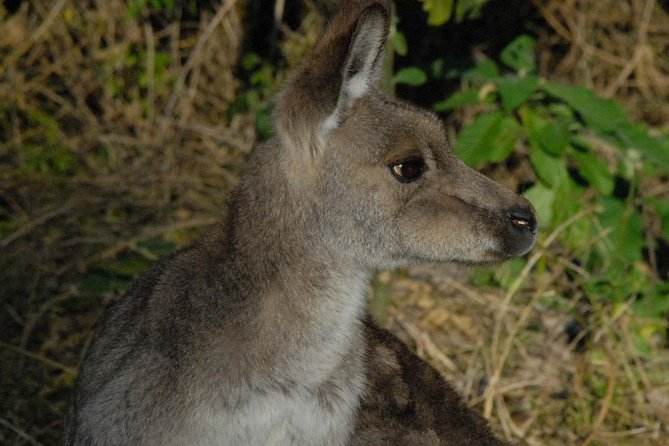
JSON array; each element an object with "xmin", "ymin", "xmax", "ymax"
[{"xmin": 390, "ymin": 158, "xmax": 425, "ymax": 183}]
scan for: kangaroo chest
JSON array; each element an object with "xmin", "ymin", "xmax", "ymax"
[
  {"xmin": 194, "ymin": 384, "xmax": 362, "ymax": 446},
  {"xmin": 184, "ymin": 280, "xmax": 369, "ymax": 446}
]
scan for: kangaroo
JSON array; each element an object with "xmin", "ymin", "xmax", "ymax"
[{"xmin": 64, "ymin": 1, "xmax": 536, "ymax": 445}]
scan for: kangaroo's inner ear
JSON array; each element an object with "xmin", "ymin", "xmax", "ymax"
[
  {"xmin": 343, "ymin": 7, "xmax": 389, "ymax": 100},
  {"xmin": 322, "ymin": 6, "xmax": 389, "ymax": 134}
]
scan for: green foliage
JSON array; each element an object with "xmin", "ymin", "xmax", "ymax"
[
  {"xmin": 229, "ymin": 53, "xmax": 278, "ymax": 141},
  {"xmin": 455, "ymin": 111, "xmax": 522, "ymax": 166},
  {"xmin": 11, "ymin": 108, "xmax": 81, "ymax": 177},
  {"xmin": 80, "ymin": 238, "xmax": 177, "ymax": 298},
  {"xmin": 500, "ymin": 35, "xmax": 536, "ymax": 74},
  {"xmin": 430, "ymin": 35, "xmax": 669, "ymax": 329},
  {"xmin": 128, "ymin": 0, "xmax": 179, "ymax": 17},
  {"xmin": 393, "ymin": 31, "xmax": 409, "ymax": 57},
  {"xmin": 422, "ymin": 0, "xmax": 454, "ymax": 25},
  {"xmin": 101, "ymin": 43, "xmax": 174, "ymax": 121},
  {"xmin": 422, "ymin": 0, "xmax": 491, "ymax": 25},
  {"xmin": 393, "ymin": 67, "xmax": 428, "ymax": 86}
]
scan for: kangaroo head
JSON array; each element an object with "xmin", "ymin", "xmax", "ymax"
[{"xmin": 271, "ymin": 0, "xmax": 536, "ymax": 270}]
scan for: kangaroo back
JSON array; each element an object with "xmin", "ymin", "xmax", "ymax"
[{"xmin": 64, "ymin": 1, "xmax": 535, "ymax": 445}]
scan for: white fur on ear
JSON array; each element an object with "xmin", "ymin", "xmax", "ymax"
[
  {"xmin": 346, "ymin": 72, "xmax": 372, "ymax": 99},
  {"xmin": 320, "ymin": 6, "xmax": 388, "ymax": 136}
]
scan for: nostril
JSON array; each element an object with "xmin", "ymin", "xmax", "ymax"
[
  {"xmin": 507, "ymin": 206, "xmax": 536, "ymax": 234},
  {"xmin": 511, "ymin": 216, "xmax": 532, "ymax": 230}
]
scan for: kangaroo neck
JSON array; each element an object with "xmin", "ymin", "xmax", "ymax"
[
  {"xmin": 204, "ymin": 164, "xmax": 370, "ymax": 385},
  {"xmin": 222, "ymin": 142, "xmax": 369, "ymax": 298}
]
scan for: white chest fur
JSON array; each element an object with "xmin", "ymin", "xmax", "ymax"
[
  {"xmin": 181, "ymin": 274, "xmax": 369, "ymax": 446},
  {"xmin": 188, "ymin": 384, "xmax": 362, "ymax": 446}
]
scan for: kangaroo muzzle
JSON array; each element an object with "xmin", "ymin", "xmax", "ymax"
[{"xmin": 503, "ymin": 200, "xmax": 537, "ymax": 257}]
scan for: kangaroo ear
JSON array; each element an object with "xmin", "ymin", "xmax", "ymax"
[
  {"xmin": 322, "ymin": 4, "xmax": 390, "ymax": 134},
  {"xmin": 273, "ymin": 1, "xmax": 390, "ymax": 168}
]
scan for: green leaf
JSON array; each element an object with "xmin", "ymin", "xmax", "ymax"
[
  {"xmin": 598, "ymin": 196, "xmax": 644, "ymax": 262},
  {"xmin": 528, "ymin": 145, "xmax": 566, "ymax": 188},
  {"xmin": 463, "ymin": 59, "xmax": 500, "ymax": 81},
  {"xmin": 496, "ymin": 75, "xmax": 539, "ymax": 111},
  {"xmin": 250, "ymin": 65, "xmax": 273, "ymax": 87},
  {"xmin": 523, "ymin": 183, "xmax": 555, "ymax": 227},
  {"xmin": 433, "ymin": 88, "xmax": 480, "ymax": 112},
  {"xmin": 500, "ymin": 35, "xmax": 537, "ymax": 74},
  {"xmin": 649, "ymin": 198, "xmax": 669, "ymax": 241},
  {"xmin": 571, "ymin": 150, "xmax": 615, "ymax": 195},
  {"xmin": 633, "ymin": 282, "xmax": 669, "ymax": 319},
  {"xmin": 542, "ymin": 82, "xmax": 629, "ymax": 133},
  {"xmin": 255, "ymin": 106, "xmax": 273, "ymax": 141},
  {"xmin": 422, "ymin": 0, "xmax": 455, "ymax": 26},
  {"xmin": 539, "ymin": 120, "xmax": 571, "ymax": 156},
  {"xmin": 456, "ymin": 111, "xmax": 522, "ymax": 168},
  {"xmin": 454, "ymin": 0, "xmax": 489, "ymax": 22},
  {"xmin": 615, "ymin": 123, "xmax": 669, "ymax": 171},
  {"xmin": 241, "ymin": 52, "xmax": 262, "ymax": 71},
  {"xmin": 553, "ymin": 177, "xmax": 590, "ymax": 248},
  {"xmin": 393, "ymin": 31, "xmax": 408, "ymax": 56},
  {"xmin": 520, "ymin": 107, "xmax": 570, "ymax": 156},
  {"xmin": 393, "ymin": 67, "xmax": 428, "ymax": 86}
]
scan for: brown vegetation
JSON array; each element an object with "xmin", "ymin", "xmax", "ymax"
[
  {"xmin": 534, "ymin": 0, "xmax": 669, "ymax": 127},
  {"xmin": 1, "ymin": 1, "xmax": 253, "ymax": 443}
]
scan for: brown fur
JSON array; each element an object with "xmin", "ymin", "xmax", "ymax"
[{"xmin": 353, "ymin": 320, "xmax": 510, "ymax": 445}]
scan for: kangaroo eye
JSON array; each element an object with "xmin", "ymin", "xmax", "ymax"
[{"xmin": 390, "ymin": 158, "xmax": 425, "ymax": 183}]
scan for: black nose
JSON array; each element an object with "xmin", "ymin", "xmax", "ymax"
[{"xmin": 507, "ymin": 205, "xmax": 536, "ymax": 234}]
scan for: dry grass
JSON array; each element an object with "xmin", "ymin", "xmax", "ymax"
[
  {"xmin": 1, "ymin": 1, "xmax": 254, "ymax": 443},
  {"xmin": 533, "ymin": 0, "xmax": 669, "ymax": 128},
  {"xmin": 384, "ymin": 269, "xmax": 669, "ymax": 445},
  {"xmin": 383, "ymin": 229, "xmax": 669, "ymax": 445},
  {"xmin": 1, "ymin": 1, "xmax": 668, "ymax": 445}
]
